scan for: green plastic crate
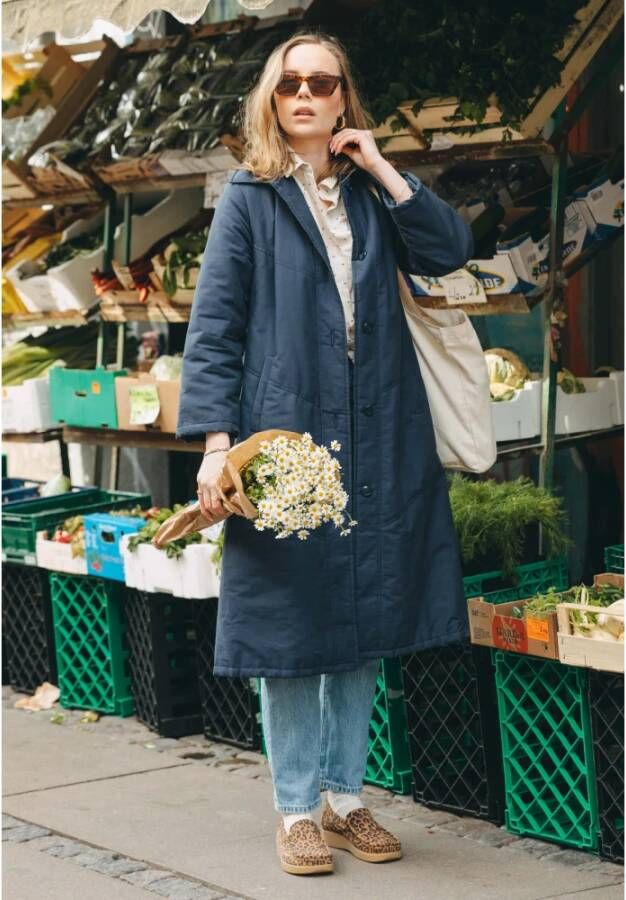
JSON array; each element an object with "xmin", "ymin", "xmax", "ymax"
[
  {"xmin": 494, "ymin": 651, "xmax": 599, "ymax": 851},
  {"xmin": 2, "ymin": 489, "xmax": 150, "ymax": 565},
  {"xmin": 463, "ymin": 557, "xmax": 569, "ymax": 604},
  {"xmin": 50, "ymin": 367, "xmax": 127, "ymax": 429},
  {"xmin": 49, "ymin": 572, "xmax": 134, "ymax": 716},
  {"xmin": 604, "ymin": 544, "xmax": 624, "ymax": 574},
  {"xmin": 365, "ymin": 658, "xmax": 412, "ymax": 794},
  {"xmin": 256, "ymin": 559, "xmax": 569, "ymax": 798}
]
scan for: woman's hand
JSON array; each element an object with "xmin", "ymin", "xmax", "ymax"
[
  {"xmin": 197, "ymin": 450, "xmax": 228, "ymax": 518},
  {"xmin": 329, "ymin": 128, "xmax": 385, "ymax": 174}
]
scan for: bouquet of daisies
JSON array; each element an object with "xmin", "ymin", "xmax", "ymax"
[{"xmin": 152, "ymin": 429, "xmax": 357, "ymax": 548}]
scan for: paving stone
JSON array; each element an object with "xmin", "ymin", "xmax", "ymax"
[
  {"xmin": 232, "ymin": 750, "xmax": 265, "ymax": 764},
  {"xmin": 2, "ymin": 824, "xmax": 50, "ymax": 842},
  {"xmin": 92, "ymin": 857, "xmax": 149, "ymax": 877},
  {"xmin": 576, "ymin": 860, "xmax": 625, "ymax": 879},
  {"xmin": 45, "ymin": 837, "xmax": 85, "ymax": 858},
  {"xmin": 146, "ymin": 875, "xmax": 224, "ymax": 899},
  {"xmin": 2, "ymin": 814, "xmax": 23, "ymax": 829},
  {"xmin": 151, "ymin": 738, "xmax": 181, "ymax": 751},
  {"xmin": 502, "ymin": 837, "xmax": 560, "ymax": 858},
  {"xmin": 468, "ymin": 830, "xmax": 520, "ymax": 848},
  {"xmin": 439, "ymin": 818, "xmax": 500, "ymax": 837},
  {"xmin": 541, "ymin": 848, "xmax": 598, "ymax": 867},
  {"xmin": 22, "ymin": 834, "xmax": 69, "ymax": 852},
  {"xmin": 391, "ymin": 807, "xmax": 459, "ymax": 827},
  {"xmin": 120, "ymin": 868, "xmax": 175, "ymax": 888},
  {"xmin": 229, "ymin": 764, "xmax": 270, "ymax": 779},
  {"xmin": 71, "ymin": 848, "xmax": 118, "ymax": 868}
]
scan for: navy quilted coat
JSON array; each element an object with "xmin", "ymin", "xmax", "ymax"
[{"xmin": 177, "ymin": 163, "xmax": 474, "ymax": 677}]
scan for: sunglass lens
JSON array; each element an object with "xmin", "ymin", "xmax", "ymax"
[
  {"xmin": 308, "ymin": 77, "xmax": 337, "ymax": 96},
  {"xmin": 276, "ymin": 78, "xmax": 300, "ymax": 95}
]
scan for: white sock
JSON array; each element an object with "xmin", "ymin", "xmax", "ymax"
[
  {"xmin": 283, "ymin": 812, "xmax": 314, "ymax": 833},
  {"xmin": 327, "ymin": 790, "xmax": 364, "ymax": 817}
]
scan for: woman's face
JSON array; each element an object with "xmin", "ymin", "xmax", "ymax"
[{"xmin": 273, "ymin": 43, "xmax": 345, "ymax": 143}]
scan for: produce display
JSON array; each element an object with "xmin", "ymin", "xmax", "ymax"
[
  {"xmin": 2, "ymin": 322, "xmax": 138, "ymax": 386},
  {"xmin": 154, "ymin": 226, "xmax": 208, "ymax": 298},
  {"xmin": 126, "ymin": 505, "xmax": 203, "ymax": 559},
  {"xmin": 48, "ymin": 504, "xmax": 154, "ymax": 559},
  {"xmin": 558, "ymin": 368, "xmax": 587, "ymax": 394},
  {"xmin": 448, "ymin": 474, "xmax": 569, "ymax": 577},
  {"xmin": 484, "ymin": 348, "xmax": 530, "ymax": 401},
  {"xmin": 30, "ymin": 24, "xmax": 296, "ymax": 173},
  {"xmin": 16, "ymin": 232, "xmax": 101, "ymax": 283}
]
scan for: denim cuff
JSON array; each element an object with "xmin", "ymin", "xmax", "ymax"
[
  {"xmin": 320, "ymin": 778, "xmax": 362, "ymax": 795},
  {"xmin": 274, "ymin": 798, "xmax": 321, "ymax": 814}
]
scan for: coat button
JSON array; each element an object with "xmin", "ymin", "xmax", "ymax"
[
  {"xmin": 361, "ymin": 405, "xmax": 374, "ymax": 416},
  {"xmin": 362, "ymin": 321, "xmax": 374, "ymax": 334},
  {"xmin": 357, "ymin": 248, "xmax": 368, "ymax": 260},
  {"xmin": 360, "ymin": 484, "xmax": 373, "ymax": 497}
]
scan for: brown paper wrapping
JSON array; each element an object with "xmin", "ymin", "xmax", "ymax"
[{"xmin": 152, "ymin": 429, "xmax": 303, "ymax": 547}]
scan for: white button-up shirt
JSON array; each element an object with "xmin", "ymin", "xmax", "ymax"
[{"xmin": 286, "ymin": 147, "xmax": 355, "ymax": 361}]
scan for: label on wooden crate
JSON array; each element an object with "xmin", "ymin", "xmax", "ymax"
[{"xmin": 526, "ymin": 615, "xmax": 550, "ymax": 642}]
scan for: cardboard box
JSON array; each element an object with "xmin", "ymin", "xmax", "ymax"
[
  {"xmin": 576, "ymin": 177, "xmax": 624, "ymax": 241},
  {"xmin": 491, "ymin": 379, "xmax": 541, "ymax": 442},
  {"xmin": 114, "ymin": 373, "xmax": 180, "ymax": 433},
  {"xmin": 467, "ymin": 596, "xmax": 559, "ymax": 659},
  {"xmin": 408, "ymin": 253, "xmax": 522, "ymax": 298},
  {"xmin": 556, "ymin": 376, "xmax": 617, "ymax": 434},
  {"xmin": 496, "ymin": 201, "xmax": 593, "ymax": 294}
]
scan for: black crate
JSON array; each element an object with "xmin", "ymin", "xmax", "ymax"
[
  {"xmin": 192, "ymin": 598, "xmax": 261, "ymax": 750},
  {"xmin": 124, "ymin": 589, "xmax": 203, "ymax": 738},
  {"xmin": 402, "ymin": 642, "xmax": 504, "ymax": 823},
  {"xmin": 588, "ymin": 670, "xmax": 624, "ymax": 863},
  {"xmin": 2, "ymin": 564, "xmax": 57, "ymax": 693}
]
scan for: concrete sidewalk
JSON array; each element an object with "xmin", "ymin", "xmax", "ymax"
[{"xmin": 2, "ymin": 685, "xmax": 623, "ymax": 900}]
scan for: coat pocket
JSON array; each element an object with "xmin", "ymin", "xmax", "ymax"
[{"xmin": 252, "ymin": 355, "xmax": 276, "ymax": 430}]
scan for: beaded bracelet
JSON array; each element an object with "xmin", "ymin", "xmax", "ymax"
[{"xmin": 203, "ymin": 447, "xmax": 230, "ymax": 457}]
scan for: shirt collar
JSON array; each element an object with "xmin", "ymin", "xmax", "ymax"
[{"xmin": 286, "ymin": 146, "xmax": 338, "ymax": 191}]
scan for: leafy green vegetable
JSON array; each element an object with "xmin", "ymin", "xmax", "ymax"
[
  {"xmin": 448, "ymin": 475, "xmax": 569, "ymax": 577},
  {"xmin": 126, "ymin": 505, "xmax": 203, "ymax": 559}
]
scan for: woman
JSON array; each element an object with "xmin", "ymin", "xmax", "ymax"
[{"xmin": 177, "ymin": 31, "xmax": 473, "ymax": 876}]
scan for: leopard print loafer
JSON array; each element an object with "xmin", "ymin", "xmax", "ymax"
[
  {"xmin": 321, "ymin": 802, "xmax": 402, "ymax": 863},
  {"xmin": 276, "ymin": 819, "xmax": 334, "ymax": 875}
]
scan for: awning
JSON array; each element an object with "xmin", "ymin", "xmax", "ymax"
[{"xmin": 2, "ymin": 0, "xmax": 275, "ymax": 49}]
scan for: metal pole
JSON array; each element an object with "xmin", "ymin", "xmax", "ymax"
[
  {"xmin": 538, "ymin": 103, "xmax": 568, "ymax": 552},
  {"xmin": 109, "ymin": 193, "xmax": 133, "ymax": 491},
  {"xmin": 94, "ymin": 193, "xmax": 116, "ymax": 489}
]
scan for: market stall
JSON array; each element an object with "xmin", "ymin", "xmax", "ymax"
[{"xmin": 2, "ymin": 0, "xmax": 623, "ymax": 866}]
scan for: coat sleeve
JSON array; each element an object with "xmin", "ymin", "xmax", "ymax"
[
  {"xmin": 176, "ymin": 181, "xmax": 253, "ymax": 442},
  {"xmin": 373, "ymin": 170, "xmax": 474, "ymax": 276}
]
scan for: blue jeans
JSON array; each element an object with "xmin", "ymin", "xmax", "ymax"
[{"xmin": 260, "ymin": 659, "xmax": 381, "ymax": 812}]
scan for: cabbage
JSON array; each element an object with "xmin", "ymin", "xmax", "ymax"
[
  {"xmin": 149, "ymin": 355, "xmax": 183, "ymax": 381},
  {"xmin": 40, "ymin": 474, "xmax": 71, "ymax": 497}
]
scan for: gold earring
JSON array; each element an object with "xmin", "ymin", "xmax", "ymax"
[{"xmin": 332, "ymin": 113, "xmax": 346, "ymax": 134}]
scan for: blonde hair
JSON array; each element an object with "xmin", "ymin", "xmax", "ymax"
[{"xmin": 238, "ymin": 30, "xmax": 375, "ymax": 183}]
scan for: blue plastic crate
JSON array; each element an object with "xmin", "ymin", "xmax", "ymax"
[
  {"xmin": 2, "ymin": 478, "xmax": 41, "ymax": 505},
  {"xmin": 84, "ymin": 513, "xmax": 146, "ymax": 581}
]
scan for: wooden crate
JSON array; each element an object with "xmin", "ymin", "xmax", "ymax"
[
  {"xmin": 375, "ymin": 0, "xmax": 622, "ymax": 156},
  {"xmin": 5, "ymin": 37, "xmax": 120, "ymax": 201},
  {"xmin": 3, "ymin": 44, "xmax": 85, "ymax": 119},
  {"xmin": 556, "ymin": 573, "xmax": 624, "ymax": 673}
]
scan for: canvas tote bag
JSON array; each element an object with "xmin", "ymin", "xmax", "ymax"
[
  {"xmin": 367, "ymin": 172, "xmax": 496, "ymax": 471},
  {"xmin": 395, "ymin": 267, "xmax": 497, "ymax": 472}
]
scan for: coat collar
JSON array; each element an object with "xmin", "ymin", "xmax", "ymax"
[{"xmin": 229, "ymin": 165, "xmax": 365, "ymax": 274}]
